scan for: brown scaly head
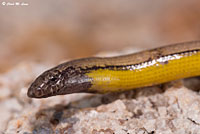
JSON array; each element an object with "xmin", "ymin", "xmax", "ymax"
[{"xmin": 27, "ymin": 62, "xmax": 92, "ymax": 98}]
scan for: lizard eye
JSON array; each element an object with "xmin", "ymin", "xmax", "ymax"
[{"xmin": 49, "ymin": 77, "xmax": 57, "ymax": 82}]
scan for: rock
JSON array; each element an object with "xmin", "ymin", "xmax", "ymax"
[{"xmin": 1, "ymin": 62, "xmax": 200, "ymax": 134}]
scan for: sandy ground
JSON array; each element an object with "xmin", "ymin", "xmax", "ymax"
[{"xmin": 1, "ymin": 53, "xmax": 200, "ymax": 134}]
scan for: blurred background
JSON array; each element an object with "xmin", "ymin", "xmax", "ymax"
[{"xmin": 0, "ymin": 0, "xmax": 200, "ymax": 73}]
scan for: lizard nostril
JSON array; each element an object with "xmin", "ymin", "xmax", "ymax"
[{"xmin": 35, "ymin": 89, "xmax": 43, "ymax": 97}]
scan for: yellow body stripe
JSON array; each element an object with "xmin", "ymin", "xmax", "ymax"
[{"xmin": 86, "ymin": 51, "xmax": 200, "ymax": 93}]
